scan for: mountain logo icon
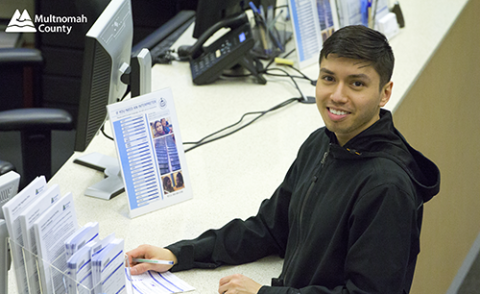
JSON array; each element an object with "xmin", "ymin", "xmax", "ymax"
[{"xmin": 5, "ymin": 9, "xmax": 37, "ymax": 33}]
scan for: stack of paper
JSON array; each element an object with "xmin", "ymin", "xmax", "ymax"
[
  {"xmin": 19, "ymin": 184, "xmax": 62, "ymax": 294},
  {"xmin": 127, "ymin": 270, "xmax": 195, "ymax": 294},
  {"xmin": 0, "ymin": 171, "xmax": 20, "ymax": 294},
  {"xmin": 92, "ymin": 238, "xmax": 126, "ymax": 294},
  {"xmin": 33, "ymin": 192, "xmax": 79, "ymax": 293},
  {"xmin": 2, "ymin": 175, "xmax": 48, "ymax": 294},
  {"xmin": 3, "ymin": 170, "xmax": 195, "ymax": 294},
  {"xmin": 64, "ymin": 222, "xmax": 100, "ymax": 293},
  {"xmin": 2, "ymin": 176, "xmax": 80, "ymax": 294},
  {"xmin": 67, "ymin": 233, "xmax": 116, "ymax": 294}
]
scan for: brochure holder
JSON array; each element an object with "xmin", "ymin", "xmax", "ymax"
[
  {"xmin": 7, "ymin": 238, "xmax": 133, "ymax": 294},
  {"xmin": 251, "ymin": 13, "xmax": 292, "ymax": 60},
  {"xmin": 1, "ymin": 219, "xmax": 10, "ymax": 294}
]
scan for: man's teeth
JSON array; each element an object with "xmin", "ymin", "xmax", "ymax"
[{"xmin": 330, "ymin": 108, "xmax": 348, "ymax": 115}]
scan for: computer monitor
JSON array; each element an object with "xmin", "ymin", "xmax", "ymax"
[
  {"xmin": 75, "ymin": 0, "xmax": 133, "ymax": 152},
  {"xmin": 192, "ymin": 0, "xmax": 277, "ymax": 39},
  {"xmin": 74, "ymin": 0, "xmax": 151, "ymax": 200}
]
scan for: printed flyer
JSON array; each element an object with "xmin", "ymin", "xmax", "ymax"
[{"xmin": 107, "ymin": 88, "xmax": 192, "ymax": 218}]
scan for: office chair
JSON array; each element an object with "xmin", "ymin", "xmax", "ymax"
[{"xmin": 0, "ymin": 48, "xmax": 73, "ymax": 186}]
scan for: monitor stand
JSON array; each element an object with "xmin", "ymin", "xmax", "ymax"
[
  {"xmin": 74, "ymin": 152, "xmax": 124, "ymax": 200},
  {"xmin": 73, "ymin": 49, "xmax": 152, "ymax": 200}
]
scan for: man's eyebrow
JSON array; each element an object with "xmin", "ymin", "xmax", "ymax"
[
  {"xmin": 320, "ymin": 68, "xmax": 372, "ymax": 81},
  {"xmin": 349, "ymin": 73, "xmax": 372, "ymax": 81},
  {"xmin": 320, "ymin": 68, "xmax": 335, "ymax": 74}
]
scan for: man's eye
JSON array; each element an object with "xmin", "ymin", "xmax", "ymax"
[
  {"xmin": 353, "ymin": 81, "xmax": 364, "ymax": 87},
  {"xmin": 322, "ymin": 76, "xmax": 334, "ymax": 82}
]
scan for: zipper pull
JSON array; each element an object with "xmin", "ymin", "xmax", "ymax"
[{"xmin": 321, "ymin": 149, "xmax": 330, "ymax": 165}]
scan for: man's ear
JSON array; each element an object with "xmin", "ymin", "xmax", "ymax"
[{"xmin": 379, "ymin": 81, "xmax": 393, "ymax": 107}]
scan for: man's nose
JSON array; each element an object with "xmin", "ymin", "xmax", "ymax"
[{"xmin": 330, "ymin": 83, "xmax": 348, "ymax": 103}]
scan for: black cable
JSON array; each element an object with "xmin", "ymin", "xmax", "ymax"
[
  {"xmin": 222, "ymin": 50, "xmax": 313, "ymax": 85},
  {"xmin": 183, "ymin": 110, "xmax": 264, "ymax": 145},
  {"xmin": 264, "ymin": 48, "xmax": 296, "ymax": 70},
  {"xmin": 287, "ymin": 65, "xmax": 317, "ymax": 86},
  {"xmin": 275, "ymin": 4, "xmax": 289, "ymax": 9},
  {"xmin": 184, "ymin": 96, "xmax": 297, "ymax": 146},
  {"xmin": 263, "ymin": 67, "xmax": 306, "ymax": 99},
  {"xmin": 100, "ymin": 125, "xmax": 114, "ymax": 141},
  {"xmin": 183, "ymin": 97, "xmax": 299, "ymax": 153},
  {"xmin": 222, "ymin": 71, "xmax": 311, "ymax": 82},
  {"xmin": 186, "ymin": 65, "xmax": 312, "ymax": 150},
  {"xmin": 222, "ymin": 66, "xmax": 312, "ymax": 103},
  {"xmin": 282, "ymin": 48, "xmax": 296, "ymax": 59},
  {"xmin": 260, "ymin": 71, "xmax": 312, "ymax": 82}
]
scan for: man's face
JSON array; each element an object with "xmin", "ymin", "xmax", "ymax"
[{"xmin": 316, "ymin": 54, "xmax": 393, "ymax": 146}]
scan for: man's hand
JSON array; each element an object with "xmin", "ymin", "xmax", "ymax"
[
  {"xmin": 126, "ymin": 244, "xmax": 177, "ymax": 275},
  {"xmin": 218, "ymin": 274, "xmax": 262, "ymax": 294}
]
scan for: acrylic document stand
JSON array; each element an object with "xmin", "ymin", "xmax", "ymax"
[
  {"xmin": 7, "ymin": 238, "xmax": 133, "ymax": 294},
  {"xmin": 1, "ymin": 219, "xmax": 10, "ymax": 294}
]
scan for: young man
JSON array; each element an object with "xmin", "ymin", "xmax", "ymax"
[{"xmin": 127, "ymin": 25, "xmax": 440, "ymax": 294}]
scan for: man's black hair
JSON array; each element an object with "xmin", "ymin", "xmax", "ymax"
[{"xmin": 320, "ymin": 25, "xmax": 394, "ymax": 90}]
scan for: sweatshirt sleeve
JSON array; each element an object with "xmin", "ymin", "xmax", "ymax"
[{"xmin": 166, "ymin": 159, "xmax": 298, "ymax": 272}]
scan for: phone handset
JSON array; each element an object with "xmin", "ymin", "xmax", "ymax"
[
  {"xmin": 182, "ymin": 13, "xmax": 267, "ymax": 85},
  {"xmin": 181, "ymin": 13, "xmax": 249, "ymax": 59}
]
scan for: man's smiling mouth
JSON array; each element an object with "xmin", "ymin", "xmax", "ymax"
[{"xmin": 328, "ymin": 108, "xmax": 350, "ymax": 115}]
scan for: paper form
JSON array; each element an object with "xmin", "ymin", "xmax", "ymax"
[
  {"xmin": 64, "ymin": 222, "xmax": 100, "ymax": 294},
  {"xmin": 67, "ymin": 242, "xmax": 94, "ymax": 294},
  {"xmin": 33, "ymin": 192, "xmax": 78, "ymax": 294},
  {"xmin": 288, "ymin": 0, "xmax": 339, "ymax": 69},
  {"xmin": 92, "ymin": 238, "xmax": 126, "ymax": 294},
  {"xmin": 336, "ymin": 0, "xmax": 389, "ymax": 27},
  {"xmin": 0, "ymin": 171, "xmax": 20, "ymax": 294},
  {"xmin": 65, "ymin": 221, "xmax": 99, "ymax": 259},
  {"xmin": 289, "ymin": 0, "xmax": 322, "ymax": 68},
  {"xmin": 2, "ymin": 175, "xmax": 47, "ymax": 294},
  {"xmin": 18, "ymin": 184, "xmax": 61, "ymax": 294},
  {"xmin": 0, "ymin": 171, "xmax": 20, "ymax": 219},
  {"xmin": 126, "ymin": 269, "xmax": 195, "ymax": 294},
  {"xmin": 107, "ymin": 87, "xmax": 193, "ymax": 218},
  {"xmin": 68, "ymin": 233, "xmax": 116, "ymax": 294}
]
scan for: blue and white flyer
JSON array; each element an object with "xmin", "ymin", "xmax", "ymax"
[{"xmin": 107, "ymin": 88, "xmax": 192, "ymax": 218}]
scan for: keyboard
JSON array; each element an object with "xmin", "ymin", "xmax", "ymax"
[
  {"xmin": 150, "ymin": 18, "xmax": 195, "ymax": 64},
  {"xmin": 132, "ymin": 10, "xmax": 196, "ymax": 65}
]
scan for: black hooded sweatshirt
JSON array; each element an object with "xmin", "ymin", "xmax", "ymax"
[{"xmin": 166, "ymin": 109, "xmax": 440, "ymax": 294}]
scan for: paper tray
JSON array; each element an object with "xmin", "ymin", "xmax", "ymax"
[{"xmin": 7, "ymin": 238, "xmax": 133, "ymax": 294}]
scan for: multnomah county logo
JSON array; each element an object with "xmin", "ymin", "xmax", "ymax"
[
  {"xmin": 6, "ymin": 9, "xmax": 36, "ymax": 33},
  {"xmin": 5, "ymin": 9, "xmax": 87, "ymax": 35}
]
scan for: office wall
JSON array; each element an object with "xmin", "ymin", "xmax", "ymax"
[
  {"xmin": 393, "ymin": 0, "xmax": 480, "ymax": 293},
  {"xmin": 0, "ymin": 0, "xmax": 35, "ymax": 19}
]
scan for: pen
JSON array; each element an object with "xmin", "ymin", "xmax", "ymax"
[
  {"xmin": 267, "ymin": 10, "xmax": 283, "ymax": 31},
  {"xmin": 132, "ymin": 258, "xmax": 174, "ymax": 265},
  {"xmin": 267, "ymin": 10, "xmax": 284, "ymax": 52},
  {"xmin": 249, "ymin": 1, "xmax": 260, "ymax": 14},
  {"xmin": 259, "ymin": 5, "xmax": 266, "ymax": 22},
  {"xmin": 267, "ymin": 5, "xmax": 273, "ymax": 26},
  {"xmin": 254, "ymin": 15, "xmax": 271, "ymax": 55}
]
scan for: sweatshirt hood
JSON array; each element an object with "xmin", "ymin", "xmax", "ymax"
[{"xmin": 325, "ymin": 109, "xmax": 440, "ymax": 202}]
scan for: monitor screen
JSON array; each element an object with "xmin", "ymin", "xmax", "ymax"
[{"xmin": 74, "ymin": 0, "xmax": 133, "ymax": 152}]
